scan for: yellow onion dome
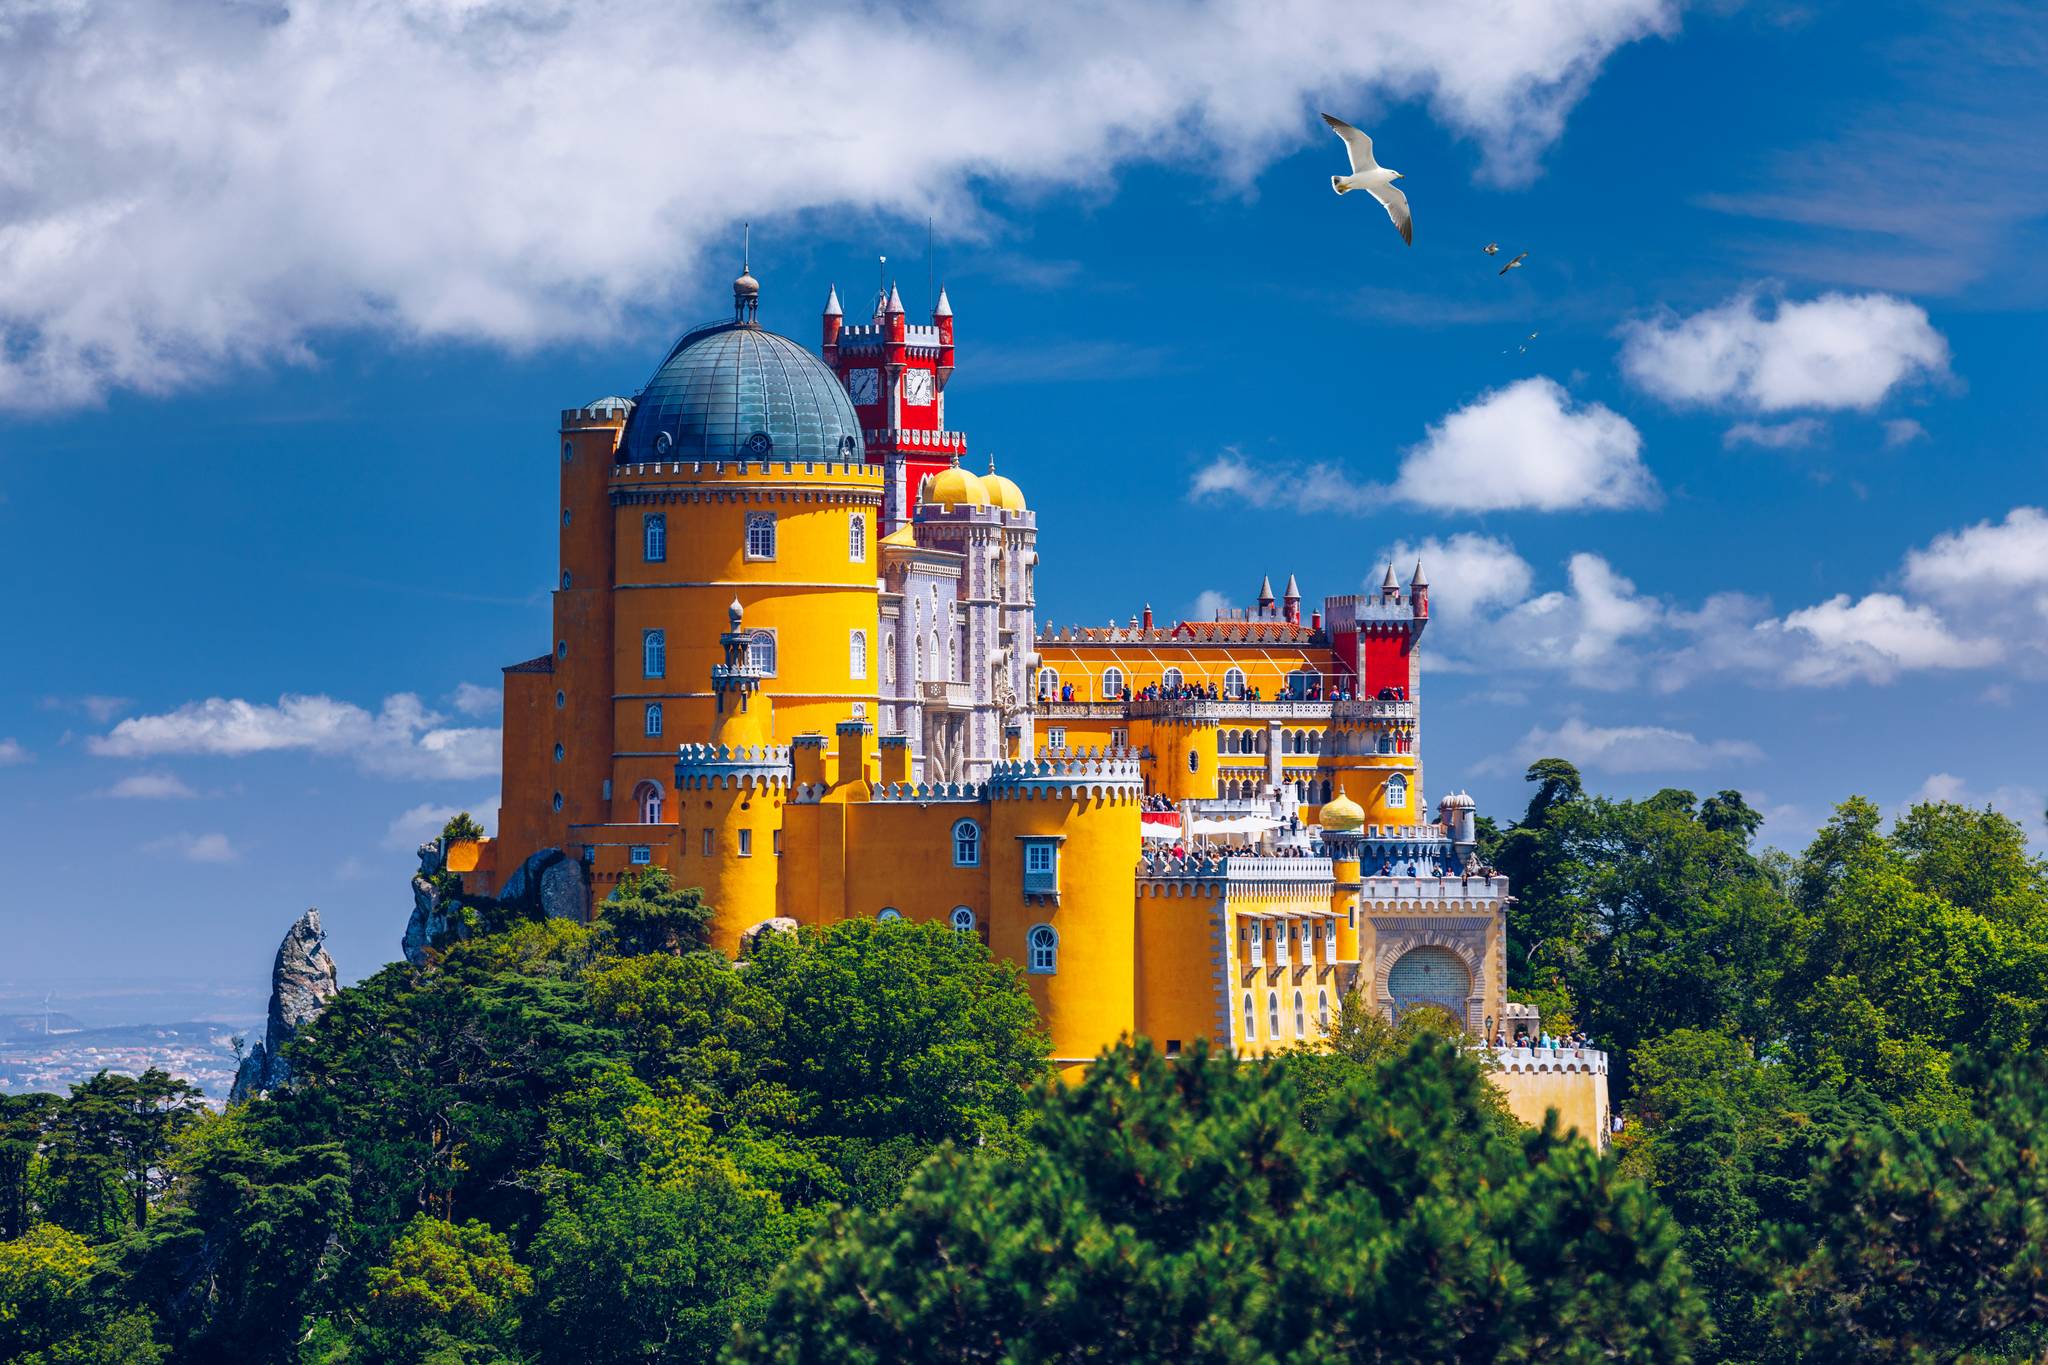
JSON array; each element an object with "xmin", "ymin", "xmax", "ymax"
[
  {"xmin": 1318, "ymin": 792, "xmax": 1366, "ymax": 833},
  {"xmin": 924, "ymin": 456, "xmax": 990, "ymax": 507},
  {"xmin": 982, "ymin": 455, "xmax": 1026, "ymax": 512}
]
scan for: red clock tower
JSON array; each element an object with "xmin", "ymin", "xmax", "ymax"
[{"xmin": 823, "ymin": 279, "xmax": 965, "ymax": 532}]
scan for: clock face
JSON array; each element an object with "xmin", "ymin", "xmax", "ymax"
[
  {"xmin": 847, "ymin": 368, "xmax": 879, "ymax": 405},
  {"xmin": 903, "ymin": 368, "xmax": 934, "ymax": 406}
]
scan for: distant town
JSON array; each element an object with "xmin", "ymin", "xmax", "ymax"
[{"xmin": 0, "ymin": 1008, "xmax": 255, "ymax": 1104}]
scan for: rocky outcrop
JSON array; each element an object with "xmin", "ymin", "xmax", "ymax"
[
  {"xmin": 402, "ymin": 840, "xmax": 460, "ymax": 967},
  {"xmin": 496, "ymin": 848, "xmax": 589, "ymax": 922},
  {"xmin": 230, "ymin": 909, "xmax": 340, "ymax": 1103},
  {"xmin": 739, "ymin": 916, "xmax": 798, "ymax": 960}
]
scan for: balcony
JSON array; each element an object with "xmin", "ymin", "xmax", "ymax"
[
  {"xmin": 1037, "ymin": 699, "xmax": 1126, "ymax": 720},
  {"xmin": 1330, "ymin": 698, "xmax": 1418, "ymax": 723},
  {"xmin": 920, "ymin": 679, "xmax": 975, "ymax": 708},
  {"xmin": 1124, "ymin": 697, "xmax": 1335, "ymax": 722}
]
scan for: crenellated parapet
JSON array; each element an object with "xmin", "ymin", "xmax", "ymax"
[
  {"xmin": 673, "ymin": 742, "xmax": 792, "ymax": 792},
  {"xmin": 610, "ymin": 457, "xmax": 884, "ymax": 509},
  {"xmin": 1483, "ymin": 1046, "xmax": 1609, "ymax": 1076},
  {"xmin": 989, "ymin": 750, "xmax": 1145, "ymax": 801}
]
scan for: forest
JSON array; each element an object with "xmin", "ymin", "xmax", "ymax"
[{"xmin": 5, "ymin": 763, "xmax": 2048, "ymax": 1363}]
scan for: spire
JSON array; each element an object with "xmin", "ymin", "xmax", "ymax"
[
  {"xmin": 1410, "ymin": 559, "xmax": 1429, "ymax": 588},
  {"xmin": 1283, "ymin": 573, "xmax": 1301, "ymax": 600},
  {"xmin": 728, "ymin": 597, "xmax": 744, "ymax": 628},
  {"xmin": 885, "ymin": 282, "xmax": 905, "ymax": 316},
  {"xmin": 986, "ymin": 451, "xmax": 997, "ymax": 474},
  {"xmin": 1257, "ymin": 575, "xmax": 1276, "ymax": 605},
  {"xmin": 733, "ymin": 221, "xmax": 759, "ymax": 323},
  {"xmin": 934, "ymin": 285, "xmax": 953, "ymax": 318},
  {"xmin": 1381, "ymin": 562, "xmax": 1399, "ymax": 592},
  {"xmin": 823, "ymin": 284, "xmax": 842, "ymax": 318}
]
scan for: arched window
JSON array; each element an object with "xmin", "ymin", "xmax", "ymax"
[
  {"xmin": 916, "ymin": 634, "xmax": 928, "ymax": 683},
  {"xmin": 849, "ymin": 512, "xmax": 866, "ymax": 562},
  {"xmin": 950, "ymin": 906, "xmax": 976, "ymax": 934},
  {"xmin": 1386, "ymin": 773, "xmax": 1409, "ymax": 809},
  {"xmin": 1187, "ymin": 750, "xmax": 1200, "ymax": 773},
  {"xmin": 1294, "ymin": 991, "xmax": 1306, "ymax": 1035},
  {"xmin": 952, "ymin": 819, "xmax": 981, "ymax": 867},
  {"xmin": 1267, "ymin": 991, "xmax": 1281, "ymax": 1038},
  {"xmin": 877, "ymin": 907, "xmax": 903, "ymax": 922},
  {"xmin": 552, "ymin": 791, "xmax": 563, "ymax": 811},
  {"xmin": 883, "ymin": 636, "xmax": 896, "ymax": 687},
  {"xmin": 633, "ymin": 781, "xmax": 663, "ymax": 825},
  {"xmin": 751, "ymin": 629, "xmax": 777, "ymax": 676},
  {"xmin": 1101, "ymin": 667, "xmax": 1124, "ymax": 700},
  {"xmin": 1224, "ymin": 667, "xmax": 1247, "ymax": 698},
  {"xmin": 643, "ymin": 512, "xmax": 667, "ymax": 563},
  {"xmin": 1037, "ymin": 668, "xmax": 1059, "ymax": 700},
  {"xmin": 1243, "ymin": 992, "xmax": 1257, "ymax": 1041},
  {"xmin": 642, "ymin": 629, "xmax": 664, "ymax": 678},
  {"xmin": 1317, "ymin": 989, "xmax": 1331, "ymax": 1031},
  {"xmin": 1163, "ymin": 667, "xmax": 1184, "ymax": 691},
  {"xmin": 643, "ymin": 702, "xmax": 662, "ymax": 738},
  {"xmin": 1028, "ymin": 925, "xmax": 1058, "ymax": 974},
  {"xmin": 850, "ymin": 630, "xmax": 868, "ymax": 679},
  {"xmin": 1309, "ymin": 732, "xmax": 1321, "ymax": 754},
  {"xmin": 1223, "ymin": 731, "xmax": 1237, "ymax": 755}
]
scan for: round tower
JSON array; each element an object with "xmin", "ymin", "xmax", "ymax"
[
  {"xmin": 988, "ymin": 753, "xmax": 1144, "ymax": 1075},
  {"xmin": 672, "ymin": 740, "xmax": 790, "ymax": 956}
]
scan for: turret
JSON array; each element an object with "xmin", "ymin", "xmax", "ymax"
[
  {"xmin": 710, "ymin": 598, "xmax": 771, "ymax": 748},
  {"xmin": 1381, "ymin": 562, "xmax": 1400, "ymax": 601},
  {"xmin": 822, "ymin": 284, "xmax": 843, "ymax": 360},
  {"xmin": 1410, "ymin": 560, "xmax": 1429, "ymax": 617},
  {"xmin": 1283, "ymin": 573, "xmax": 1302, "ymax": 625},
  {"xmin": 1257, "ymin": 575, "xmax": 1276, "ymax": 618},
  {"xmin": 934, "ymin": 285, "xmax": 954, "ymax": 382}
]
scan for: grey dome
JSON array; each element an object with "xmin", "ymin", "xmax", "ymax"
[{"xmin": 619, "ymin": 321, "xmax": 863, "ymax": 465}]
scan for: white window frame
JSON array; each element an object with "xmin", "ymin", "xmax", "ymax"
[
  {"xmin": 642, "ymin": 628, "xmax": 665, "ymax": 679},
  {"xmin": 950, "ymin": 905, "xmax": 977, "ymax": 934},
  {"xmin": 1022, "ymin": 839, "xmax": 1059, "ymax": 896},
  {"xmin": 1248, "ymin": 923, "xmax": 1264, "ymax": 967},
  {"xmin": 643, "ymin": 512, "xmax": 667, "ymax": 563},
  {"xmin": 643, "ymin": 702, "xmax": 663, "ymax": 738},
  {"xmin": 1162, "ymin": 667, "xmax": 1184, "ymax": 690},
  {"xmin": 850, "ymin": 629, "xmax": 868, "ymax": 680},
  {"xmin": 1294, "ymin": 991, "xmax": 1306, "ymax": 1036},
  {"xmin": 1268, "ymin": 991, "xmax": 1280, "ymax": 1038},
  {"xmin": 1318, "ymin": 989, "xmax": 1331, "ymax": 1031},
  {"xmin": 1045, "ymin": 727, "xmax": 1065, "ymax": 751},
  {"xmin": 1037, "ymin": 668, "xmax": 1059, "ymax": 700},
  {"xmin": 1387, "ymin": 773, "xmax": 1409, "ymax": 809},
  {"xmin": 952, "ymin": 819, "xmax": 981, "ymax": 867},
  {"xmin": 877, "ymin": 907, "xmax": 903, "ymax": 922},
  {"xmin": 1110, "ymin": 727, "xmax": 1128, "ymax": 749},
  {"xmin": 1224, "ymin": 667, "xmax": 1247, "ymax": 698},
  {"xmin": 629, "ymin": 845, "xmax": 652, "ymax": 865},
  {"xmin": 1101, "ymin": 666, "xmax": 1124, "ymax": 700},
  {"xmin": 750, "ymin": 628, "xmax": 778, "ymax": 676},
  {"xmin": 1243, "ymin": 992, "xmax": 1256, "ymax": 1041},
  {"xmin": 850, "ymin": 512, "xmax": 867, "ymax": 562},
  {"xmin": 1027, "ymin": 924, "xmax": 1058, "ymax": 974},
  {"xmin": 635, "ymin": 782, "xmax": 663, "ymax": 825},
  {"xmin": 745, "ymin": 511, "xmax": 777, "ymax": 561}
]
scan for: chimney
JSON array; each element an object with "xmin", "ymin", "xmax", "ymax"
[
  {"xmin": 1142, "ymin": 604, "xmax": 1154, "ymax": 631},
  {"xmin": 836, "ymin": 718, "xmax": 873, "ymax": 788},
  {"xmin": 879, "ymin": 733, "xmax": 911, "ymax": 786},
  {"xmin": 792, "ymin": 733, "xmax": 828, "ymax": 788}
]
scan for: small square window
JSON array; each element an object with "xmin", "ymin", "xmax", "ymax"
[
  {"xmin": 1045, "ymin": 727, "xmax": 1065, "ymax": 750},
  {"xmin": 745, "ymin": 512, "xmax": 777, "ymax": 561},
  {"xmin": 629, "ymin": 845, "xmax": 651, "ymax": 865},
  {"xmin": 1165, "ymin": 1040, "xmax": 1182, "ymax": 1059}
]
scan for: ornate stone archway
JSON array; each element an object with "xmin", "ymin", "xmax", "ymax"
[{"xmin": 1371, "ymin": 917, "xmax": 1488, "ymax": 1033}]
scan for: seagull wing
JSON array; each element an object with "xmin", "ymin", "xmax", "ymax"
[
  {"xmin": 1499, "ymin": 251, "xmax": 1527, "ymax": 274},
  {"xmin": 1367, "ymin": 180, "xmax": 1413, "ymax": 245},
  {"xmin": 1320, "ymin": 113, "xmax": 1380, "ymax": 175}
]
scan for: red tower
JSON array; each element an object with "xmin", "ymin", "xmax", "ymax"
[{"xmin": 822, "ymin": 277, "xmax": 966, "ymax": 532}]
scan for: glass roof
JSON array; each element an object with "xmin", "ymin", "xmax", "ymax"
[{"xmin": 618, "ymin": 322, "xmax": 864, "ymax": 465}]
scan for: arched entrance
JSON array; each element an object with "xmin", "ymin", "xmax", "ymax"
[{"xmin": 1385, "ymin": 945, "xmax": 1471, "ymax": 1023}]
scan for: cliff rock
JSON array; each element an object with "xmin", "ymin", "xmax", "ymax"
[
  {"xmin": 402, "ymin": 840, "xmax": 459, "ymax": 967},
  {"xmin": 230, "ymin": 908, "xmax": 340, "ymax": 1103},
  {"xmin": 496, "ymin": 848, "xmax": 588, "ymax": 922}
]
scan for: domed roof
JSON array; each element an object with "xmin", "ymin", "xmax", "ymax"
[
  {"xmin": 982, "ymin": 456, "xmax": 1026, "ymax": 512},
  {"xmin": 619, "ymin": 321, "xmax": 864, "ymax": 466},
  {"xmin": 1318, "ymin": 791, "xmax": 1366, "ymax": 832},
  {"xmin": 922, "ymin": 457, "xmax": 990, "ymax": 508}
]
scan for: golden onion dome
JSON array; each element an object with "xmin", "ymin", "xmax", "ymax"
[
  {"xmin": 924, "ymin": 456, "xmax": 991, "ymax": 507},
  {"xmin": 982, "ymin": 455, "xmax": 1026, "ymax": 512},
  {"xmin": 1318, "ymin": 791, "xmax": 1366, "ymax": 832}
]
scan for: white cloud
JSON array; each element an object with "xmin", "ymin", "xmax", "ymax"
[
  {"xmin": 141, "ymin": 831, "xmax": 239, "ymax": 864},
  {"xmin": 384, "ymin": 798, "xmax": 499, "ymax": 852},
  {"xmin": 1903, "ymin": 505, "xmax": 2048, "ymax": 601},
  {"xmin": 1189, "ymin": 589, "xmax": 1233, "ymax": 621},
  {"xmin": 39, "ymin": 695, "xmax": 133, "ymax": 723},
  {"xmin": 1775, "ymin": 592, "xmax": 2001, "ymax": 685},
  {"xmin": 1378, "ymin": 534, "xmax": 1533, "ymax": 633},
  {"xmin": 451, "ymin": 683, "xmax": 503, "ymax": 719},
  {"xmin": 1393, "ymin": 378, "xmax": 1655, "ymax": 512},
  {"xmin": 105, "ymin": 772, "xmax": 198, "ymax": 800},
  {"xmin": 88, "ymin": 693, "xmax": 499, "ymax": 780},
  {"xmin": 1504, "ymin": 717, "xmax": 1762, "ymax": 774},
  {"xmin": 1883, "ymin": 418, "xmax": 1927, "ymax": 448},
  {"xmin": 0, "ymin": 0, "xmax": 1683, "ymax": 409},
  {"xmin": 1910, "ymin": 773, "xmax": 2046, "ymax": 847},
  {"xmin": 1723, "ymin": 417, "xmax": 1824, "ymax": 450},
  {"xmin": 1494, "ymin": 553, "xmax": 1662, "ymax": 687},
  {"xmin": 1620, "ymin": 289, "xmax": 1950, "ymax": 413},
  {"xmin": 0, "ymin": 738, "xmax": 29, "ymax": 766}
]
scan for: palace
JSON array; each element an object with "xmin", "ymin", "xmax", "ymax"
[{"xmin": 461, "ymin": 261, "xmax": 1606, "ymax": 1137}]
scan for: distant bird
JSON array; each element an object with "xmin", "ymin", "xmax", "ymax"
[
  {"xmin": 1527, "ymin": 330, "xmax": 1540, "ymax": 339},
  {"xmin": 1499, "ymin": 251, "xmax": 1529, "ymax": 275},
  {"xmin": 1483, "ymin": 242, "xmax": 1500, "ymax": 255},
  {"xmin": 1321, "ymin": 113, "xmax": 1411, "ymax": 245}
]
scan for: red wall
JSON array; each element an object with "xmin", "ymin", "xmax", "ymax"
[{"xmin": 1360, "ymin": 629, "xmax": 1412, "ymax": 696}]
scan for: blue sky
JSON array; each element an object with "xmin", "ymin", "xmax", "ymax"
[{"xmin": 3, "ymin": 0, "xmax": 2045, "ymax": 1006}]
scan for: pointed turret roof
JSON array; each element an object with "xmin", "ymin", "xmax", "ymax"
[
  {"xmin": 1381, "ymin": 562, "xmax": 1399, "ymax": 591},
  {"xmin": 1257, "ymin": 575, "xmax": 1276, "ymax": 604},
  {"xmin": 1410, "ymin": 559, "xmax": 1429, "ymax": 588},
  {"xmin": 823, "ymin": 284, "xmax": 842, "ymax": 317},
  {"xmin": 885, "ymin": 283, "xmax": 905, "ymax": 315},
  {"xmin": 1282, "ymin": 573, "xmax": 1301, "ymax": 600},
  {"xmin": 934, "ymin": 285, "xmax": 953, "ymax": 318}
]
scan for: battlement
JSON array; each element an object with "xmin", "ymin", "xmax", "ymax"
[
  {"xmin": 612, "ymin": 457, "xmax": 882, "ymax": 485},
  {"xmin": 673, "ymin": 742, "xmax": 792, "ymax": 791},
  {"xmin": 864, "ymin": 428, "xmax": 967, "ymax": 453},
  {"xmin": 1483, "ymin": 1046, "xmax": 1608, "ymax": 1076},
  {"xmin": 989, "ymin": 751, "xmax": 1145, "ymax": 800},
  {"xmin": 561, "ymin": 396, "xmax": 634, "ymax": 429}
]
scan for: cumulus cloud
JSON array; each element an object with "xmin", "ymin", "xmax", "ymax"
[
  {"xmin": 0, "ymin": 0, "xmax": 1683, "ymax": 408},
  {"xmin": 1504, "ymin": 717, "xmax": 1761, "ymax": 774},
  {"xmin": 1723, "ymin": 417, "xmax": 1824, "ymax": 450},
  {"xmin": 141, "ymin": 831, "xmax": 239, "ymax": 864},
  {"xmin": 1379, "ymin": 534, "xmax": 1534, "ymax": 629},
  {"xmin": 1189, "ymin": 589, "xmax": 1233, "ymax": 621},
  {"xmin": 88, "ymin": 693, "xmax": 499, "ymax": 780},
  {"xmin": 0, "ymin": 739, "xmax": 29, "ymax": 766},
  {"xmin": 1910, "ymin": 773, "xmax": 2046, "ymax": 846},
  {"xmin": 1191, "ymin": 379, "xmax": 1653, "ymax": 517},
  {"xmin": 105, "ymin": 772, "xmax": 198, "ymax": 800},
  {"xmin": 1620, "ymin": 289, "xmax": 1950, "ymax": 413},
  {"xmin": 1774, "ymin": 593, "xmax": 2001, "ymax": 685},
  {"xmin": 451, "ymin": 683, "xmax": 503, "ymax": 719},
  {"xmin": 385, "ymin": 798, "xmax": 499, "ymax": 852},
  {"xmin": 1393, "ymin": 378, "xmax": 1655, "ymax": 512}
]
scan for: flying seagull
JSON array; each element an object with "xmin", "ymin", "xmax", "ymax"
[
  {"xmin": 1483, "ymin": 242, "xmax": 1500, "ymax": 255},
  {"xmin": 1321, "ymin": 113, "xmax": 1411, "ymax": 245},
  {"xmin": 1499, "ymin": 251, "xmax": 1528, "ymax": 275}
]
